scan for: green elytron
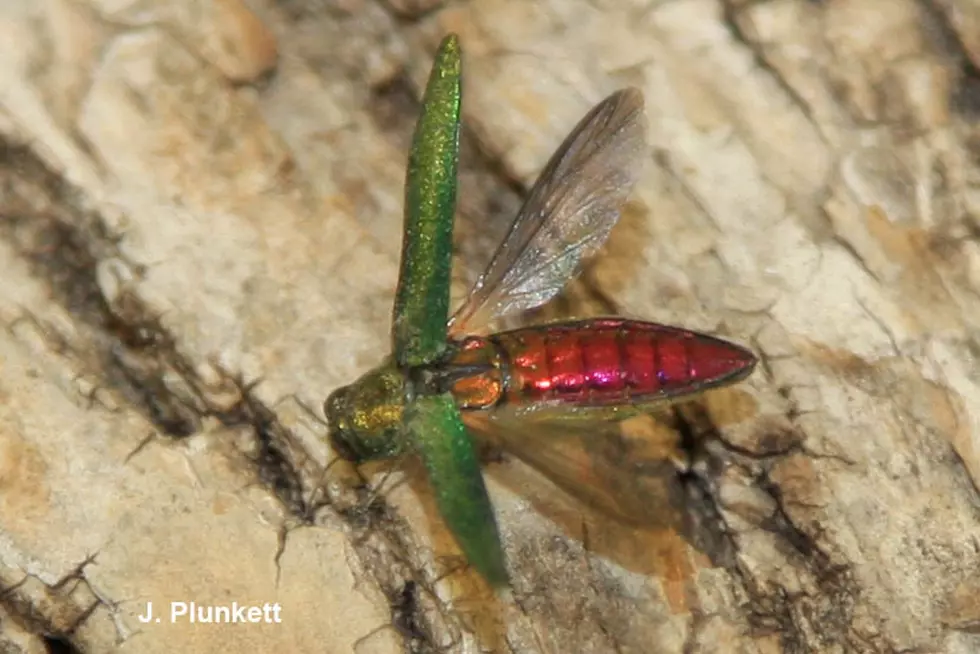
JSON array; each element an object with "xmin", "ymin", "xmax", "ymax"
[{"xmin": 325, "ymin": 34, "xmax": 757, "ymax": 589}]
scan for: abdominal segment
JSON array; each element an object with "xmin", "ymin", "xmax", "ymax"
[{"xmin": 447, "ymin": 318, "xmax": 756, "ymax": 411}]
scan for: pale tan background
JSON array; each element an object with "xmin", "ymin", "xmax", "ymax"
[{"xmin": 1, "ymin": 1, "xmax": 979, "ymax": 653}]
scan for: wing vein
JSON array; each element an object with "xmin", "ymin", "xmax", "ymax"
[{"xmin": 450, "ymin": 88, "xmax": 647, "ymax": 335}]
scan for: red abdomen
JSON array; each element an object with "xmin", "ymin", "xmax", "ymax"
[{"xmin": 490, "ymin": 318, "xmax": 755, "ymax": 407}]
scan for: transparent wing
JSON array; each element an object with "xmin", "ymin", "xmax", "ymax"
[
  {"xmin": 449, "ymin": 88, "xmax": 647, "ymax": 336},
  {"xmin": 462, "ymin": 408, "xmax": 689, "ymax": 529}
]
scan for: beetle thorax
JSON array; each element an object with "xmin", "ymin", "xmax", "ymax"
[{"xmin": 324, "ymin": 362, "xmax": 407, "ymax": 462}]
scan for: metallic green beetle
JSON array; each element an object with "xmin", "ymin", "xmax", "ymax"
[{"xmin": 325, "ymin": 34, "xmax": 757, "ymax": 589}]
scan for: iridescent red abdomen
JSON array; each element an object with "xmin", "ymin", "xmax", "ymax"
[{"xmin": 447, "ymin": 318, "xmax": 756, "ymax": 410}]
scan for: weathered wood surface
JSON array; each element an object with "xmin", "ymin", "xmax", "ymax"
[{"xmin": 1, "ymin": 1, "xmax": 979, "ymax": 652}]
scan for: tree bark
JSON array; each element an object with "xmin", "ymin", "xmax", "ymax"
[{"xmin": 1, "ymin": 1, "xmax": 978, "ymax": 653}]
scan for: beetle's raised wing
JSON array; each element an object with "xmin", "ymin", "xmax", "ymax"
[
  {"xmin": 449, "ymin": 88, "xmax": 647, "ymax": 336},
  {"xmin": 393, "ymin": 35, "xmax": 462, "ymax": 367}
]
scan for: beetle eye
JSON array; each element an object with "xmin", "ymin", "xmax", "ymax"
[
  {"xmin": 324, "ymin": 387, "xmax": 359, "ymax": 461},
  {"xmin": 329, "ymin": 427, "xmax": 359, "ymax": 461}
]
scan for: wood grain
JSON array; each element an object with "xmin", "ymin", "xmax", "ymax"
[{"xmin": 1, "ymin": 1, "xmax": 978, "ymax": 652}]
